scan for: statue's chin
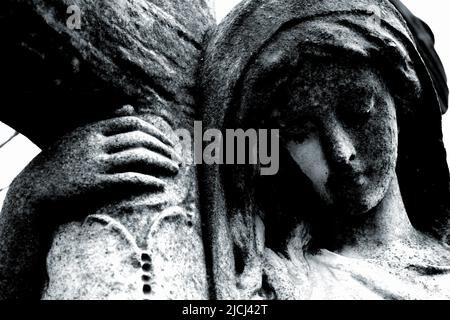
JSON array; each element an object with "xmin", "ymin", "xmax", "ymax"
[{"xmin": 321, "ymin": 187, "xmax": 386, "ymax": 218}]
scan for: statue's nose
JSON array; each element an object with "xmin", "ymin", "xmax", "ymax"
[{"xmin": 323, "ymin": 118, "xmax": 357, "ymax": 167}]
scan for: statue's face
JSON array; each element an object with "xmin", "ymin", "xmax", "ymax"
[{"xmin": 278, "ymin": 60, "xmax": 398, "ymax": 215}]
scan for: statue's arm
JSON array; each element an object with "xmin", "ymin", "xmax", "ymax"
[
  {"xmin": 0, "ymin": 115, "xmax": 180, "ymax": 299},
  {"xmin": 0, "ymin": 184, "xmax": 46, "ymax": 299}
]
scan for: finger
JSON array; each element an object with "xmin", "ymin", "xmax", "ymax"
[
  {"xmin": 114, "ymin": 105, "xmax": 136, "ymax": 117},
  {"xmin": 105, "ymin": 131, "xmax": 182, "ymax": 162},
  {"xmin": 98, "ymin": 172, "xmax": 166, "ymax": 191},
  {"xmin": 100, "ymin": 116, "xmax": 176, "ymax": 147},
  {"xmin": 105, "ymin": 148, "xmax": 180, "ymax": 175}
]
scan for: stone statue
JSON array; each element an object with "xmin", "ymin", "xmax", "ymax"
[
  {"xmin": 0, "ymin": 0, "xmax": 214, "ymax": 299},
  {"xmin": 1, "ymin": 0, "xmax": 450, "ymax": 301},
  {"xmin": 200, "ymin": 0, "xmax": 450, "ymax": 299}
]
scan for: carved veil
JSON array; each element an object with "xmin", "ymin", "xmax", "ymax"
[{"xmin": 200, "ymin": 0, "xmax": 450, "ymax": 299}]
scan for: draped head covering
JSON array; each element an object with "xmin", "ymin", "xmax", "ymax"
[
  {"xmin": 389, "ymin": 0, "xmax": 448, "ymax": 114},
  {"xmin": 200, "ymin": 0, "xmax": 450, "ymax": 299}
]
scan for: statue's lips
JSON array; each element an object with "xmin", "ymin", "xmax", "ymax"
[{"xmin": 326, "ymin": 169, "xmax": 367, "ymax": 194}]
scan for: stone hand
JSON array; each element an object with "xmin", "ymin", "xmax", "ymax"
[
  {"xmin": 0, "ymin": 115, "xmax": 182, "ymax": 299},
  {"xmin": 10, "ymin": 116, "xmax": 181, "ymax": 218}
]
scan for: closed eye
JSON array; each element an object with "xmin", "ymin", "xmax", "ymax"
[
  {"xmin": 281, "ymin": 121, "xmax": 315, "ymax": 144},
  {"xmin": 339, "ymin": 95, "xmax": 376, "ymax": 126}
]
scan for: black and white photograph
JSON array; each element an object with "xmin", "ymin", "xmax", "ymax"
[{"xmin": 0, "ymin": 0, "xmax": 449, "ymax": 306}]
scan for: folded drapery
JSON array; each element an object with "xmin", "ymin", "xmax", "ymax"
[{"xmin": 389, "ymin": 0, "xmax": 448, "ymax": 114}]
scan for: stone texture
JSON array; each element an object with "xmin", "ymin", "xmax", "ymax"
[
  {"xmin": 200, "ymin": 0, "xmax": 450, "ymax": 300},
  {"xmin": 0, "ymin": 0, "xmax": 213, "ymax": 147},
  {"xmin": 0, "ymin": 0, "xmax": 214, "ymax": 299}
]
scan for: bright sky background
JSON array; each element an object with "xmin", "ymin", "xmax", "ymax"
[{"xmin": 1, "ymin": 0, "xmax": 449, "ymax": 206}]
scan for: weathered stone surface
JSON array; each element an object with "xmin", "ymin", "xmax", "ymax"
[
  {"xmin": 0, "ymin": 0, "xmax": 214, "ymax": 299},
  {"xmin": 43, "ymin": 206, "xmax": 206, "ymax": 299},
  {"xmin": 0, "ymin": 0, "xmax": 213, "ymax": 147},
  {"xmin": 200, "ymin": 0, "xmax": 450, "ymax": 300}
]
